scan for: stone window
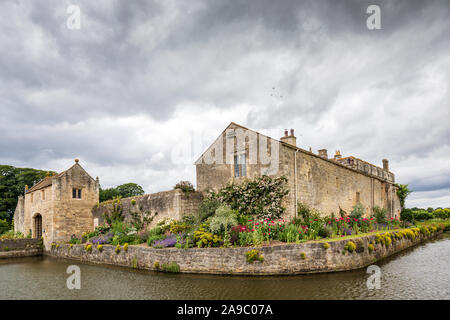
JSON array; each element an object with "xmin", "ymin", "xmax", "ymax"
[
  {"xmin": 72, "ymin": 188, "xmax": 82, "ymax": 199},
  {"xmin": 31, "ymin": 193, "xmax": 33, "ymax": 203},
  {"xmin": 356, "ymin": 192, "xmax": 361, "ymax": 203},
  {"xmin": 234, "ymin": 154, "xmax": 247, "ymax": 177},
  {"xmin": 41, "ymin": 190, "xmax": 45, "ymax": 201}
]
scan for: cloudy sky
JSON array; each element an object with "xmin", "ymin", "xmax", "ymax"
[{"xmin": 0, "ymin": 0, "xmax": 449, "ymax": 208}]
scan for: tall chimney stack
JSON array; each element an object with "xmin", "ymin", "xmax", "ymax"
[
  {"xmin": 318, "ymin": 149, "xmax": 328, "ymax": 159},
  {"xmin": 280, "ymin": 128, "xmax": 297, "ymax": 147},
  {"xmin": 382, "ymin": 159, "xmax": 389, "ymax": 171},
  {"xmin": 334, "ymin": 150, "xmax": 342, "ymax": 160}
]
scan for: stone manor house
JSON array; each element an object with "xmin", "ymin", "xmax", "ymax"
[{"xmin": 14, "ymin": 122, "xmax": 401, "ymax": 247}]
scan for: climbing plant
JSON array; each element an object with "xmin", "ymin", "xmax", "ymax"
[
  {"xmin": 395, "ymin": 184, "xmax": 412, "ymax": 209},
  {"xmin": 212, "ymin": 175, "xmax": 289, "ymax": 220}
]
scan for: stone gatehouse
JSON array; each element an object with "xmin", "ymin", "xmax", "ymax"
[
  {"xmin": 14, "ymin": 159, "xmax": 99, "ymax": 248},
  {"xmin": 195, "ymin": 122, "xmax": 401, "ymax": 219}
]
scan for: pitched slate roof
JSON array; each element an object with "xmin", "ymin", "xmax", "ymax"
[{"xmin": 26, "ymin": 170, "xmax": 66, "ymax": 193}]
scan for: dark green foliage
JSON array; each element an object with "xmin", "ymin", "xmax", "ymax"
[
  {"xmin": 0, "ymin": 165, "xmax": 54, "ymax": 226},
  {"xmin": 350, "ymin": 203, "xmax": 365, "ymax": 220},
  {"xmin": 400, "ymin": 208, "xmax": 414, "ymax": 222},
  {"xmin": 197, "ymin": 196, "xmax": 220, "ymax": 222},
  {"xmin": 161, "ymin": 262, "xmax": 180, "ymax": 273},
  {"xmin": 0, "ymin": 219, "xmax": 9, "ymax": 235},
  {"xmin": 373, "ymin": 206, "xmax": 387, "ymax": 223},
  {"xmin": 174, "ymin": 181, "xmax": 195, "ymax": 193},
  {"xmin": 103, "ymin": 198, "xmax": 124, "ymax": 225},
  {"xmin": 129, "ymin": 208, "xmax": 154, "ymax": 231},
  {"xmin": 99, "ymin": 183, "xmax": 145, "ymax": 202},
  {"xmin": 395, "ymin": 184, "xmax": 412, "ymax": 209}
]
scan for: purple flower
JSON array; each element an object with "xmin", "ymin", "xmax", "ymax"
[
  {"xmin": 343, "ymin": 228, "xmax": 353, "ymax": 236},
  {"xmin": 153, "ymin": 234, "xmax": 177, "ymax": 248},
  {"xmin": 91, "ymin": 232, "xmax": 114, "ymax": 245}
]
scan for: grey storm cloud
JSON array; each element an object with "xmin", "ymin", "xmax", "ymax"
[{"xmin": 0, "ymin": 0, "xmax": 449, "ymax": 207}]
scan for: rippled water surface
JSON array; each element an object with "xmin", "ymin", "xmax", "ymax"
[{"xmin": 1, "ymin": 233, "xmax": 449, "ymax": 300}]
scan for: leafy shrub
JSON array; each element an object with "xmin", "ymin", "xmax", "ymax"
[
  {"xmin": 400, "ymin": 209, "xmax": 414, "ymax": 222},
  {"xmin": 344, "ymin": 241, "xmax": 356, "ymax": 252},
  {"xmin": 153, "ymin": 261, "xmax": 160, "ymax": 269},
  {"xmin": 208, "ymin": 205, "xmax": 238, "ymax": 234},
  {"xmin": 350, "ymin": 203, "xmax": 365, "ymax": 220},
  {"xmin": 300, "ymin": 252, "xmax": 306, "ymax": 260},
  {"xmin": 433, "ymin": 208, "xmax": 449, "ymax": 219},
  {"xmin": 161, "ymin": 262, "xmax": 180, "ymax": 273},
  {"xmin": 238, "ymin": 231, "xmax": 254, "ymax": 246},
  {"xmin": 246, "ymin": 249, "xmax": 264, "ymax": 263},
  {"xmin": 97, "ymin": 244, "xmax": 103, "ymax": 252},
  {"xmin": 230, "ymin": 225, "xmax": 248, "ymax": 245},
  {"xmin": 169, "ymin": 221, "xmax": 189, "ymax": 234},
  {"xmin": 214, "ymin": 175, "xmax": 289, "ymax": 220},
  {"xmin": 197, "ymin": 196, "xmax": 221, "ymax": 222},
  {"xmin": 318, "ymin": 225, "xmax": 333, "ymax": 238},
  {"xmin": 174, "ymin": 181, "xmax": 195, "ymax": 193},
  {"xmin": 193, "ymin": 224, "xmax": 222, "ymax": 247},
  {"xmin": 123, "ymin": 243, "xmax": 129, "ymax": 252},
  {"xmin": 414, "ymin": 210, "xmax": 434, "ymax": 220},
  {"xmin": 103, "ymin": 198, "xmax": 124, "ymax": 225},
  {"xmin": 323, "ymin": 242, "xmax": 330, "ymax": 250},
  {"xmin": 131, "ymin": 199, "xmax": 136, "ymax": 205},
  {"xmin": 373, "ymin": 206, "xmax": 387, "ymax": 224},
  {"xmin": 368, "ymin": 244, "xmax": 374, "ymax": 253},
  {"xmin": 115, "ymin": 244, "xmax": 121, "ymax": 253},
  {"xmin": 278, "ymin": 224, "xmax": 304, "ymax": 243}
]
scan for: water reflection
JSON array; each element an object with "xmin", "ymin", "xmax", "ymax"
[{"xmin": 1, "ymin": 233, "xmax": 449, "ymax": 300}]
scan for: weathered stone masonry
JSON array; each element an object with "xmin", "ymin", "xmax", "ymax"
[
  {"xmin": 14, "ymin": 160, "xmax": 99, "ymax": 248},
  {"xmin": 0, "ymin": 239, "xmax": 43, "ymax": 259},
  {"xmin": 196, "ymin": 122, "xmax": 401, "ymax": 220},
  {"xmin": 92, "ymin": 189, "xmax": 203, "ymax": 228},
  {"xmin": 46, "ymin": 231, "xmax": 442, "ymax": 275}
]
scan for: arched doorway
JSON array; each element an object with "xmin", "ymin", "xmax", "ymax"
[{"xmin": 33, "ymin": 214, "xmax": 42, "ymax": 239}]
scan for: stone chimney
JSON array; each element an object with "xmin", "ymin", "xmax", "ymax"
[
  {"xmin": 334, "ymin": 150, "xmax": 342, "ymax": 160},
  {"xmin": 318, "ymin": 149, "xmax": 328, "ymax": 159},
  {"xmin": 280, "ymin": 128, "xmax": 297, "ymax": 147},
  {"xmin": 382, "ymin": 159, "xmax": 389, "ymax": 171}
]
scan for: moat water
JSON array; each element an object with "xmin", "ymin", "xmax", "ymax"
[{"xmin": 1, "ymin": 233, "xmax": 449, "ymax": 300}]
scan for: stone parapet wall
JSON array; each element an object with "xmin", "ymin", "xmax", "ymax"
[
  {"xmin": 92, "ymin": 189, "xmax": 203, "ymax": 229},
  {"xmin": 0, "ymin": 238, "xmax": 43, "ymax": 259},
  {"xmin": 46, "ymin": 231, "xmax": 442, "ymax": 275}
]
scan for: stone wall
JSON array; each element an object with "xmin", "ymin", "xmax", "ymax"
[
  {"xmin": 18, "ymin": 162, "xmax": 99, "ymax": 249},
  {"xmin": 46, "ymin": 230, "xmax": 441, "ymax": 275},
  {"xmin": 195, "ymin": 123, "xmax": 401, "ymax": 221},
  {"xmin": 92, "ymin": 189, "xmax": 203, "ymax": 228},
  {"xmin": 51, "ymin": 164, "xmax": 99, "ymax": 246},
  {"xmin": 13, "ymin": 195, "xmax": 24, "ymax": 234},
  {"xmin": 0, "ymin": 239, "xmax": 43, "ymax": 259},
  {"xmin": 280, "ymin": 146, "xmax": 402, "ymax": 220}
]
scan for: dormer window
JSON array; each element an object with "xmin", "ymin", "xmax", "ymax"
[{"xmin": 72, "ymin": 188, "xmax": 82, "ymax": 199}]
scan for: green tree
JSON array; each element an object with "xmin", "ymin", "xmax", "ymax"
[
  {"xmin": 99, "ymin": 183, "xmax": 145, "ymax": 202},
  {"xmin": 395, "ymin": 184, "xmax": 412, "ymax": 209},
  {"xmin": 0, "ymin": 165, "xmax": 53, "ymax": 224},
  {"xmin": 0, "ymin": 219, "xmax": 9, "ymax": 235}
]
